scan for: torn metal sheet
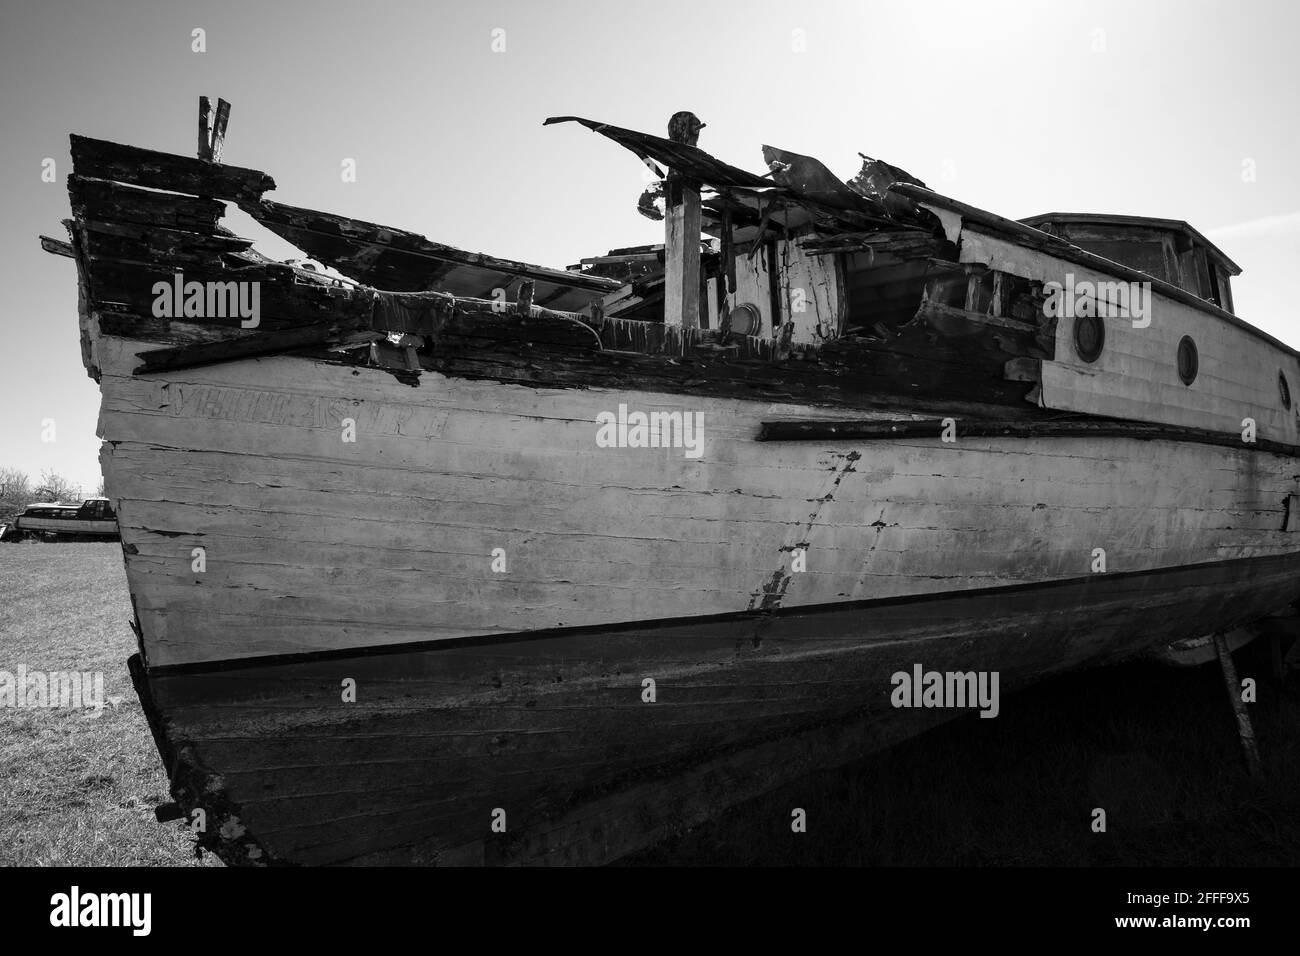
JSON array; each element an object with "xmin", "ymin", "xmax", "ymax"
[
  {"xmin": 544, "ymin": 115, "xmax": 778, "ymax": 191},
  {"xmin": 849, "ymin": 154, "xmax": 929, "ymax": 220},
  {"xmin": 761, "ymin": 144, "xmax": 881, "ymax": 215}
]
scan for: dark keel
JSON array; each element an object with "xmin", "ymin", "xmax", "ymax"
[{"xmin": 135, "ymin": 551, "xmax": 1300, "ymax": 866}]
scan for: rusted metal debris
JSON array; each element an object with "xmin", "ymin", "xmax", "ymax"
[{"xmin": 547, "ymin": 114, "xmax": 939, "ymax": 240}]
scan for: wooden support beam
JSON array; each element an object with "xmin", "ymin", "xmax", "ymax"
[
  {"xmin": 664, "ymin": 184, "xmax": 702, "ymax": 329},
  {"xmin": 1213, "ymin": 631, "xmax": 1263, "ymax": 780},
  {"xmin": 663, "ymin": 111, "xmax": 705, "ymax": 331}
]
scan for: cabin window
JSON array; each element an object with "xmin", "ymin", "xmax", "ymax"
[
  {"xmin": 1280, "ymin": 371, "xmax": 1292, "ymax": 410},
  {"xmin": 1206, "ymin": 264, "xmax": 1222, "ymax": 308},
  {"xmin": 1074, "ymin": 314, "xmax": 1104, "ymax": 363},
  {"xmin": 1177, "ymin": 336, "xmax": 1198, "ymax": 386}
]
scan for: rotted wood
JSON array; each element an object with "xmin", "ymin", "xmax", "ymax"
[
  {"xmin": 756, "ymin": 416, "xmax": 1300, "ymax": 457},
  {"xmin": 70, "ymin": 135, "xmax": 275, "ymax": 204},
  {"xmin": 128, "ymin": 283, "xmax": 607, "ymax": 374},
  {"xmin": 240, "ymin": 198, "xmax": 620, "ymax": 297},
  {"xmin": 67, "ymin": 146, "xmax": 1066, "ymax": 411},
  {"xmin": 40, "ymin": 235, "xmax": 74, "ymax": 257},
  {"xmin": 134, "ymin": 322, "xmax": 379, "ymax": 374},
  {"xmin": 83, "ymin": 260, "xmax": 363, "ymax": 330},
  {"xmin": 80, "ymin": 218, "xmax": 253, "ymax": 271},
  {"xmin": 69, "ymin": 177, "xmax": 226, "ymax": 234}
]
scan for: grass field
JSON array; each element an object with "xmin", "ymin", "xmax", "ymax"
[
  {"xmin": 0, "ymin": 543, "xmax": 211, "ymax": 866},
  {"xmin": 2, "ymin": 542, "xmax": 1298, "ymax": 866}
]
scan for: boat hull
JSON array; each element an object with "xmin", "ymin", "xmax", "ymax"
[
  {"xmin": 89, "ymin": 331, "xmax": 1300, "ymax": 667},
  {"xmin": 137, "ymin": 549, "xmax": 1300, "ymax": 865}
]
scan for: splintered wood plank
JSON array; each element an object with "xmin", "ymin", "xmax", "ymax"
[
  {"xmin": 70, "ymin": 134, "xmax": 275, "ymax": 203},
  {"xmin": 210, "ymin": 99, "xmax": 231, "ymax": 163},
  {"xmin": 133, "ymin": 322, "xmax": 375, "ymax": 373},
  {"xmin": 69, "ymin": 176, "xmax": 227, "ymax": 234},
  {"xmin": 241, "ymin": 198, "xmax": 619, "ymax": 307},
  {"xmin": 40, "ymin": 235, "xmax": 73, "ymax": 257}
]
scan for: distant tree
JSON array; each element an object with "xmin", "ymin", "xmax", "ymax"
[
  {"xmin": 94, "ymin": 476, "xmax": 106, "ymax": 497},
  {"xmin": 32, "ymin": 468, "xmax": 81, "ymax": 504},
  {"xmin": 0, "ymin": 467, "xmax": 31, "ymax": 523}
]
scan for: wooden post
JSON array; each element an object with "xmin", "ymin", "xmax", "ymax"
[
  {"xmin": 664, "ymin": 111, "xmax": 704, "ymax": 331},
  {"xmin": 1213, "ymin": 631, "xmax": 1263, "ymax": 780},
  {"xmin": 198, "ymin": 97, "xmax": 231, "ymax": 163},
  {"xmin": 515, "ymin": 279, "xmax": 535, "ymax": 317},
  {"xmin": 211, "ymin": 99, "xmax": 231, "ymax": 163},
  {"xmin": 197, "ymin": 97, "xmax": 213, "ymax": 161}
]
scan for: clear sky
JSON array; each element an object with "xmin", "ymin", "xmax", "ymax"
[{"xmin": 2, "ymin": 0, "xmax": 1298, "ymax": 493}]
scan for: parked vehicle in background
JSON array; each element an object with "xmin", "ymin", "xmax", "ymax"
[{"xmin": 0, "ymin": 497, "xmax": 120, "ymax": 541}]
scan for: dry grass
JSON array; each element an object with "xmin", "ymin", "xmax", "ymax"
[{"xmin": 0, "ymin": 543, "xmax": 209, "ymax": 866}]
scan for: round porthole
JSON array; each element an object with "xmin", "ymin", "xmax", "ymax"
[
  {"xmin": 726, "ymin": 303, "xmax": 762, "ymax": 336},
  {"xmin": 1073, "ymin": 314, "xmax": 1104, "ymax": 363},
  {"xmin": 1177, "ymin": 335, "xmax": 1198, "ymax": 386},
  {"xmin": 1280, "ymin": 371, "xmax": 1292, "ymax": 409}
]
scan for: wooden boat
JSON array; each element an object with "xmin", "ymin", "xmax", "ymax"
[{"xmin": 44, "ymin": 100, "xmax": 1300, "ymax": 865}]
